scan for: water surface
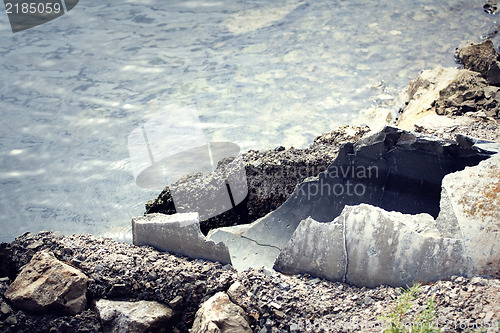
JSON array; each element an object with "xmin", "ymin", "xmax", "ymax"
[{"xmin": 0, "ymin": 0, "xmax": 496, "ymax": 242}]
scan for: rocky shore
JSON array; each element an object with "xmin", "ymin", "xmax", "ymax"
[
  {"xmin": 1, "ymin": 232, "xmax": 499, "ymax": 332},
  {"xmin": 2, "ymin": 39, "xmax": 500, "ymax": 332}
]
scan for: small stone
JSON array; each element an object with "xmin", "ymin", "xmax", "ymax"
[
  {"xmin": 488, "ymin": 61, "xmax": 500, "ymax": 86},
  {"xmin": 289, "ymin": 323, "xmax": 300, "ymax": 333},
  {"xmin": 70, "ymin": 258, "xmax": 82, "ymax": 267},
  {"xmin": 228, "ymin": 281, "xmax": 247, "ymax": 304},
  {"xmin": 483, "ymin": 311, "xmax": 495, "ymax": 323},
  {"xmin": 26, "ymin": 240, "xmax": 44, "ymax": 250},
  {"xmin": 273, "ymin": 309, "xmax": 285, "ymax": 318},
  {"xmin": 168, "ymin": 295, "xmax": 183, "ymax": 309},
  {"xmin": 470, "ymin": 277, "xmax": 487, "ymax": 286},
  {"xmin": 147, "ymin": 271, "xmax": 158, "ymax": 281},
  {"xmin": 269, "ymin": 301, "xmax": 281, "ymax": 309},
  {"xmin": 278, "ymin": 282, "xmax": 290, "ymax": 291},
  {"xmin": 96, "ymin": 299, "xmax": 173, "ymax": 333},
  {"xmin": 0, "ymin": 301, "xmax": 12, "ymax": 315},
  {"xmin": 4, "ymin": 314, "xmax": 17, "ymax": 325},
  {"xmin": 484, "ymin": 85, "xmax": 499, "ymax": 98},
  {"xmin": 364, "ymin": 295, "xmax": 374, "ymax": 305}
]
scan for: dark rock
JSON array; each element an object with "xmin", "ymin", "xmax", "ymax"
[
  {"xmin": 484, "ymin": 0, "xmax": 498, "ymax": 14},
  {"xmin": 457, "ymin": 39, "xmax": 499, "ymax": 77},
  {"xmin": 435, "ymin": 70, "xmax": 487, "ymax": 116},
  {"xmin": 0, "ymin": 243, "xmax": 16, "ymax": 280},
  {"xmin": 487, "ymin": 60, "xmax": 500, "ymax": 86},
  {"xmin": 145, "ymin": 126, "xmax": 370, "ymax": 234}
]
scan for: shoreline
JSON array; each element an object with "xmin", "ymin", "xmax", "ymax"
[{"xmin": 1, "ymin": 231, "xmax": 499, "ymax": 332}]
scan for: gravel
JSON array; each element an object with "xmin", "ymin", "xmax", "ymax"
[{"xmin": 1, "ymin": 232, "xmax": 499, "ymax": 332}]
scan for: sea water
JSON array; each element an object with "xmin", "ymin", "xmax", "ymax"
[{"xmin": 0, "ymin": 0, "xmax": 497, "ymax": 242}]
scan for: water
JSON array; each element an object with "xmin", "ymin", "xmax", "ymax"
[{"xmin": 0, "ymin": 0, "xmax": 497, "ymax": 243}]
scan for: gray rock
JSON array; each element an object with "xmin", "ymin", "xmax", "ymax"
[
  {"xmin": 4, "ymin": 315, "xmax": 17, "ymax": 325},
  {"xmin": 227, "ymin": 281, "xmax": 248, "ymax": 305},
  {"xmin": 414, "ymin": 114, "xmax": 473, "ymax": 134},
  {"xmin": 132, "ymin": 212, "xmax": 231, "ymax": 265},
  {"xmin": 4, "ymin": 250, "xmax": 87, "ymax": 315},
  {"xmin": 95, "ymin": 299, "xmax": 173, "ymax": 333},
  {"xmin": 0, "ymin": 300, "xmax": 12, "ymax": 315},
  {"xmin": 190, "ymin": 292, "xmax": 252, "ymax": 333}
]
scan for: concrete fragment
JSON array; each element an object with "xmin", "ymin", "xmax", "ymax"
[
  {"xmin": 4, "ymin": 250, "xmax": 87, "ymax": 315},
  {"xmin": 132, "ymin": 213, "xmax": 231, "ymax": 265},
  {"xmin": 95, "ymin": 299, "xmax": 173, "ymax": 333},
  {"xmin": 273, "ymin": 206, "xmax": 468, "ymax": 288},
  {"xmin": 240, "ymin": 127, "xmax": 489, "ymax": 252},
  {"xmin": 273, "ymin": 217, "xmax": 346, "ymax": 282},
  {"xmin": 207, "ymin": 224, "xmax": 280, "ymax": 271},
  {"xmin": 440, "ymin": 152, "xmax": 500, "ymax": 278},
  {"xmin": 191, "ymin": 292, "xmax": 252, "ymax": 333},
  {"xmin": 343, "ymin": 204, "xmax": 467, "ymax": 288}
]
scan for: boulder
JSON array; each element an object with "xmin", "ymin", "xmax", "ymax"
[
  {"xmin": 132, "ymin": 212, "xmax": 231, "ymax": 265},
  {"xmin": 190, "ymin": 292, "xmax": 252, "ymax": 333},
  {"xmin": 397, "ymin": 67, "xmax": 492, "ymax": 129},
  {"xmin": 4, "ymin": 250, "xmax": 87, "ymax": 315},
  {"xmin": 457, "ymin": 39, "xmax": 498, "ymax": 77},
  {"xmin": 397, "ymin": 66, "xmax": 463, "ymax": 130},
  {"xmin": 95, "ymin": 299, "xmax": 174, "ymax": 333}
]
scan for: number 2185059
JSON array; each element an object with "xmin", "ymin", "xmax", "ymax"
[{"xmin": 5, "ymin": 2, "xmax": 62, "ymax": 14}]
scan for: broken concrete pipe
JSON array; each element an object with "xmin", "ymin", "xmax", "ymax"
[{"xmin": 133, "ymin": 126, "xmax": 499, "ymax": 287}]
